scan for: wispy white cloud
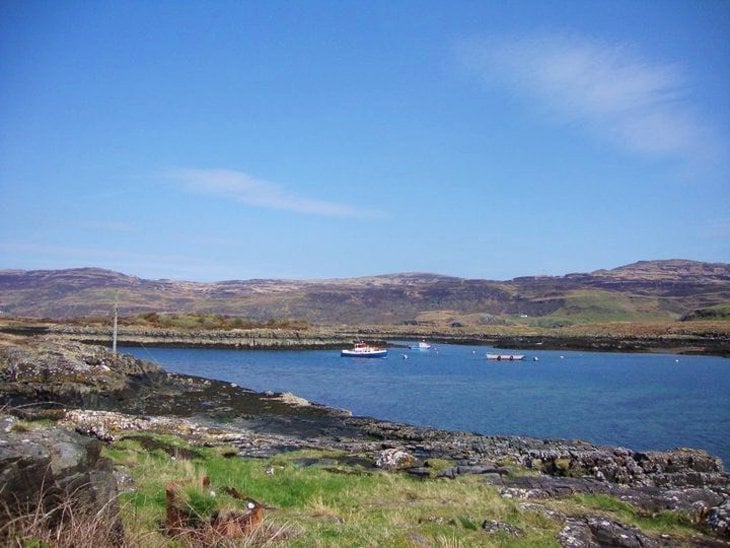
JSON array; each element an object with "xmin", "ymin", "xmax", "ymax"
[
  {"xmin": 456, "ymin": 33, "xmax": 725, "ymax": 168},
  {"xmin": 166, "ymin": 168, "xmax": 382, "ymax": 219}
]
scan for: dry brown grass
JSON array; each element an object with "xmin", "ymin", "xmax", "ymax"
[
  {"xmin": 0, "ymin": 491, "xmax": 297, "ymax": 548},
  {"xmin": 0, "ymin": 493, "xmax": 126, "ymax": 548}
]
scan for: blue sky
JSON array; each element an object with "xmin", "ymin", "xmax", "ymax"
[{"xmin": 1, "ymin": 0, "xmax": 728, "ymax": 281}]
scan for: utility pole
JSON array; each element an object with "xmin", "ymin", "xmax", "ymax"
[{"xmin": 112, "ymin": 299, "xmax": 118, "ymax": 356}]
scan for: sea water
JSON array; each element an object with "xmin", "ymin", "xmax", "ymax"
[{"xmin": 120, "ymin": 343, "xmax": 730, "ymax": 464}]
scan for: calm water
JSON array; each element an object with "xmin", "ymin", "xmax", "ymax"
[{"xmin": 120, "ymin": 343, "xmax": 730, "ymax": 464}]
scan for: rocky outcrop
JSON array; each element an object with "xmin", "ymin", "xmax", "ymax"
[
  {"xmin": 519, "ymin": 444, "xmax": 726, "ymax": 488},
  {"xmin": 0, "ymin": 334, "xmax": 160, "ymax": 408},
  {"xmin": 496, "ymin": 474, "xmax": 726, "ymax": 532},
  {"xmin": 557, "ymin": 517, "xmax": 664, "ymax": 548},
  {"xmin": 707, "ymin": 500, "xmax": 730, "ymax": 538},
  {"xmin": 0, "ymin": 416, "xmax": 122, "ymax": 544}
]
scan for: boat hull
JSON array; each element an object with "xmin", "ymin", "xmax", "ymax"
[
  {"xmin": 409, "ymin": 342, "xmax": 432, "ymax": 350},
  {"xmin": 341, "ymin": 349, "xmax": 388, "ymax": 358},
  {"xmin": 486, "ymin": 354, "xmax": 525, "ymax": 361}
]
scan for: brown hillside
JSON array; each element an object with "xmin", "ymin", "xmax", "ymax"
[{"xmin": 0, "ymin": 260, "xmax": 728, "ymax": 325}]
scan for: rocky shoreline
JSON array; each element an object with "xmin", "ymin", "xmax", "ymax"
[
  {"xmin": 1, "ymin": 333, "xmax": 728, "ymax": 545},
  {"xmin": 4, "ymin": 321, "xmax": 729, "ymax": 356}
]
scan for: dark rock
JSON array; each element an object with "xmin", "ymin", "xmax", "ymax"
[
  {"xmin": 495, "ymin": 473, "xmax": 730, "ymax": 534},
  {"xmin": 406, "ymin": 467, "xmax": 432, "ymax": 478},
  {"xmin": 557, "ymin": 517, "xmax": 664, "ymax": 548},
  {"xmin": 585, "ymin": 516, "xmax": 661, "ymax": 547},
  {"xmin": 436, "ymin": 465, "xmax": 509, "ymax": 479},
  {"xmin": 0, "ymin": 420, "xmax": 122, "ymax": 542}
]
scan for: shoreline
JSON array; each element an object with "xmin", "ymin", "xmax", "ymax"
[
  {"xmin": 1, "ymin": 332, "xmax": 729, "ymax": 541},
  {"xmin": 2, "ymin": 320, "xmax": 729, "ymax": 356}
]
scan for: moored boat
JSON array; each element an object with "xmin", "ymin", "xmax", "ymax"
[
  {"xmin": 486, "ymin": 353, "xmax": 525, "ymax": 361},
  {"xmin": 409, "ymin": 340, "xmax": 432, "ymax": 350},
  {"xmin": 341, "ymin": 341, "xmax": 388, "ymax": 358}
]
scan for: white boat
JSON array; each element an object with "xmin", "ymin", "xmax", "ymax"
[
  {"xmin": 409, "ymin": 340, "xmax": 432, "ymax": 350},
  {"xmin": 486, "ymin": 353, "xmax": 525, "ymax": 361},
  {"xmin": 341, "ymin": 341, "xmax": 388, "ymax": 358}
]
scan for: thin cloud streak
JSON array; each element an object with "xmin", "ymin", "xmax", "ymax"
[
  {"xmin": 457, "ymin": 33, "xmax": 724, "ymax": 167},
  {"xmin": 167, "ymin": 168, "xmax": 383, "ymax": 219}
]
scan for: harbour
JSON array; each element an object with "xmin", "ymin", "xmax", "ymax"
[{"xmin": 121, "ymin": 342, "xmax": 730, "ymax": 465}]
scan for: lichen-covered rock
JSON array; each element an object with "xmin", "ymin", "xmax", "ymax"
[
  {"xmin": 375, "ymin": 448, "xmax": 416, "ymax": 470},
  {"xmin": 0, "ymin": 334, "xmax": 160, "ymax": 407},
  {"xmin": 0, "ymin": 420, "xmax": 122, "ymax": 542},
  {"xmin": 706, "ymin": 499, "xmax": 730, "ymax": 538},
  {"xmin": 494, "ymin": 473, "xmax": 730, "ymax": 537},
  {"xmin": 519, "ymin": 442, "xmax": 726, "ymax": 491},
  {"xmin": 481, "ymin": 519, "xmax": 523, "ymax": 537},
  {"xmin": 558, "ymin": 518, "xmax": 599, "ymax": 547}
]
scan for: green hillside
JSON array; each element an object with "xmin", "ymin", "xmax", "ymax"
[{"xmin": 1, "ymin": 260, "xmax": 728, "ymax": 326}]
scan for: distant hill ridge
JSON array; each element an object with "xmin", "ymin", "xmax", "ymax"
[{"xmin": 1, "ymin": 260, "xmax": 729, "ymax": 324}]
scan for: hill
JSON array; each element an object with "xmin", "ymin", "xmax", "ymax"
[{"xmin": 0, "ymin": 260, "xmax": 729, "ymax": 326}]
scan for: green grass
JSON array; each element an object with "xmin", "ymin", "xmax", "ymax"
[
  {"xmin": 541, "ymin": 291, "xmax": 673, "ymax": 324},
  {"xmin": 103, "ymin": 434, "xmax": 563, "ymax": 546},
  {"xmin": 97, "ymin": 434, "xmax": 712, "ymax": 546},
  {"xmin": 682, "ymin": 303, "xmax": 730, "ymax": 321}
]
